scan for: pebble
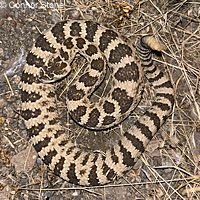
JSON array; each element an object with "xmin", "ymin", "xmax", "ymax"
[
  {"xmin": 71, "ymin": 9, "xmax": 80, "ymax": 19},
  {"xmin": 0, "ymin": 48, "xmax": 3, "ymax": 56},
  {"xmin": 0, "ymin": 97, "xmax": 8, "ymax": 109}
]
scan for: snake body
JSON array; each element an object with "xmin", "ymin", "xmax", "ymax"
[{"xmin": 20, "ymin": 20, "xmax": 174, "ymax": 186}]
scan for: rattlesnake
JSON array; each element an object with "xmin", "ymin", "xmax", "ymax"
[{"xmin": 20, "ymin": 20, "xmax": 174, "ymax": 186}]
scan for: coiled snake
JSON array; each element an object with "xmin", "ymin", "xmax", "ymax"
[{"xmin": 20, "ymin": 20, "xmax": 174, "ymax": 186}]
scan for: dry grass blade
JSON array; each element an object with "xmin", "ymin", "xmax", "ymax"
[{"xmin": 0, "ymin": 0, "xmax": 199, "ymax": 199}]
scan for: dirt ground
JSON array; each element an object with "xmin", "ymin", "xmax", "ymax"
[{"xmin": 0, "ymin": 0, "xmax": 199, "ymax": 199}]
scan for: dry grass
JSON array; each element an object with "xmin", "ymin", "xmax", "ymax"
[{"xmin": 0, "ymin": 0, "xmax": 199, "ymax": 199}]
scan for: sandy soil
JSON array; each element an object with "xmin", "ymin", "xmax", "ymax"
[{"xmin": 0, "ymin": 0, "xmax": 199, "ymax": 199}]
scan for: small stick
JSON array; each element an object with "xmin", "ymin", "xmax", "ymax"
[{"xmin": 4, "ymin": 72, "xmax": 14, "ymax": 96}]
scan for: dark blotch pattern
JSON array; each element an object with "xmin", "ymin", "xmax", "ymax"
[
  {"xmin": 102, "ymin": 163, "xmax": 115, "ymax": 181},
  {"xmin": 141, "ymin": 55, "xmax": 152, "ymax": 67},
  {"xmin": 102, "ymin": 116, "xmax": 116, "ymax": 126},
  {"xmin": 148, "ymin": 70, "xmax": 163, "ymax": 83},
  {"xmin": 66, "ymin": 146, "xmax": 76, "ymax": 155},
  {"xmin": 145, "ymin": 111, "xmax": 160, "ymax": 131},
  {"xmin": 85, "ymin": 44, "xmax": 98, "ymax": 56},
  {"xmin": 106, "ymin": 167, "xmax": 115, "ymax": 181},
  {"xmin": 81, "ymin": 153, "xmax": 90, "ymax": 165},
  {"xmin": 47, "ymin": 106, "xmax": 56, "ymax": 112},
  {"xmin": 112, "ymin": 88, "xmax": 133, "ymax": 114},
  {"xmin": 51, "ymin": 21, "xmax": 66, "ymax": 44},
  {"xmin": 103, "ymin": 100, "xmax": 115, "ymax": 114},
  {"xmin": 86, "ymin": 108, "xmax": 100, "ymax": 127},
  {"xmin": 114, "ymin": 62, "xmax": 139, "ymax": 82},
  {"xmin": 67, "ymin": 163, "xmax": 79, "ymax": 185},
  {"xmin": 59, "ymin": 139, "xmax": 69, "ymax": 147},
  {"xmin": 35, "ymin": 34, "xmax": 56, "ymax": 53},
  {"xmin": 54, "ymin": 129, "xmax": 65, "ymax": 138},
  {"xmin": 67, "ymin": 85, "xmax": 85, "ymax": 101},
  {"xmin": 64, "ymin": 37, "xmax": 74, "ymax": 49},
  {"xmin": 71, "ymin": 106, "xmax": 87, "ymax": 122},
  {"xmin": 154, "ymin": 80, "xmax": 173, "ymax": 90},
  {"xmin": 74, "ymin": 151, "xmax": 82, "ymax": 160},
  {"xmin": 43, "ymin": 149, "xmax": 57, "ymax": 165},
  {"xmin": 21, "ymin": 90, "xmax": 41, "ymax": 103},
  {"xmin": 41, "ymin": 100, "xmax": 48, "ymax": 107},
  {"xmin": 91, "ymin": 154, "xmax": 99, "ymax": 163},
  {"xmin": 34, "ymin": 136, "xmax": 51, "ymax": 153},
  {"xmin": 80, "ymin": 169, "xmax": 86, "ymax": 175},
  {"xmin": 99, "ymin": 30, "xmax": 118, "ymax": 52},
  {"xmin": 49, "ymin": 118, "xmax": 58, "ymax": 125},
  {"xmin": 27, "ymin": 123, "xmax": 45, "ymax": 138},
  {"xmin": 54, "ymin": 157, "xmax": 65, "ymax": 175},
  {"xmin": 85, "ymin": 21, "xmax": 99, "ymax": 42},
  {"xmin": 134, "ymin": 120, "xmax": 152, "ymax": 140},
  {"xmin": 70, "ymin": 22, "xmax": 81, "ymax": 37},
  {"xmin": 56, "ymin": 62, "xmax": 67, "ymax": 75},
  {"xmin": 152, "ymin": 102, "xmax": 170, "ymax": 111},
  {"xmin": 47, "ymin": 91, "xmax": 55, "ymax": 98},
  {"xmin": 124, "ymin": 131, "xmax": 144, "ymax": 152},
  {"xmin": 156, "ymin": 92, "xmax": 174, "ymax": 107},
  {"xmin": 145, "ymin": 65, "xmax": 157, "ymax": 74},
  {"xmin": 76, "ymin": 38, "xmax": 86, "ymax": 49},
  {"xmin": 21, "ymin": 71, "xmax": 39, "ymax": 84},
  {"xmin": 88, "ymin": 165, "xmax": 99, "ymax": 186},
  {"xmin": 109, "ymin": 43, "xmax": 132, "ymax": 64},
  {"xmin": 118, "ymin": 140, "xmax": 135, "ymax": 167},
  {"xmin": 40, "ymin": 56, "xmax": 67, "ymax": 79},
  {"xmin": 60, "ymin": 48, "xmax": 69, "ymax": 61},
  {"xmin": 26, "ymin": 52, "xmax": 44, "ymax": 68},
  {"xmin": 91, "ymin": 58, "xmax": 105, "ymax": 72},
  {"xmin": 79, "ymin": 72, "xmax": 98, "ymax": 87},
  {"xmin": 22, "ymin": 109, "xmax": 41, "ymax": 120},
  {"xmin": 111, "ymin": 147, "xmax": 118, "ymax": 163}
]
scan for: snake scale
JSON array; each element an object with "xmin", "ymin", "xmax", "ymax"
[{"xmin": 20, "ymin": 20, "xmax": 174, "ymax": 186}]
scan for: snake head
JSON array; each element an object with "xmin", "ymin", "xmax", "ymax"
[{"xmin": 39, "ymin": 56, "xmax": 70, "ymax": 83}]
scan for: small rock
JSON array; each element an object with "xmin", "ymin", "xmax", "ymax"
[
  {"xmin": 10, "ymin": 145, "xmax": 37, "ymax": 174},
  {"xmin": 7, "ymin": 16, "xmax": 12, "ymax": 21},
  {"xmin": 0, "ymin": 185, "xmax": 11, "ymax": 200},
  {"xmin": 91, "ymin": 7, "xmax": 98, "ymax": 12},
  {"xmin": 0, "ymin": 48, "xmax": 3, "ymax": 56},
  {"xmin": 71, "ymin": 9, "xmax": 80, "ymax": 19},
  {"xmin": 0, "ymin": 97, "xmax": 8, "ymax": 109}
]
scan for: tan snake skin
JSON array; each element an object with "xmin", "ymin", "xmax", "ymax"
[{"xmin": 20, "ymin": 20, "xmax": 174, "ymax": 186}]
